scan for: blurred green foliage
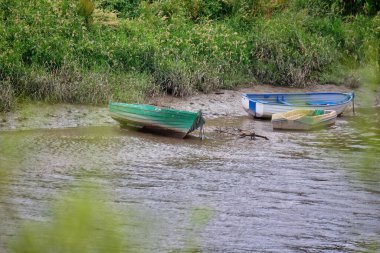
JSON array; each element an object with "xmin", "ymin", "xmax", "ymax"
[
  {"xmin": 7, "ymin": 183, "xmax": 214, "ymax": 253},
  {"xmin": 0, "ymin": 133, "xmax": 25, "ymax": 193},
  {"xmin": 0, "ymin": 0, "xmax": 379, "ymax": 110},
  {"xmin": 10, "ymin": 186, "xmax": 128, "ymax": 253}
]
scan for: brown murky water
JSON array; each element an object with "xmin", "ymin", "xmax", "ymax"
[{"xmin": 0, "ymin": 108, "xmax": 379, "ymax": 252}]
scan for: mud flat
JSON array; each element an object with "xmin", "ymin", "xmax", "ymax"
[
  {"xmin": 0, "ymin": 103, "xmax": 114, "ymax": 131},
  {"xmin": 0, "ymin": 84, "xmax": 377, "ymax": 131}
]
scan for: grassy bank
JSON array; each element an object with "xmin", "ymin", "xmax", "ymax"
[{"xmin": 0, "ymin": 0, "xmax": 379, "ymax": 111}]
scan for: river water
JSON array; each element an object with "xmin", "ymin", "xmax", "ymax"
[{"xmin": 0, "ymin": 108, "xmax": 379, "ymax": 252}]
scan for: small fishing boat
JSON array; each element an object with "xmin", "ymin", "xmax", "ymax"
[
  {"xmin": 109, "ymin": 102, "xmax": 205, "ymax": 138},
  {"xmin": 272, "ymin": 109, "xmax": 337, "ymax": 130},
  {"xmin": 241, "ymin": 92, "xmax": 354, "ymax": 118}
]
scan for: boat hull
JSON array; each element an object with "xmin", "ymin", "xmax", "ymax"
[
  {"xmin": 242, "ymin": 92, "xmax": 354, "ymax": 118},
  {"xmin": 109, "ymin": 102, "xmax": 205, "ymax": 138},
  {"xmin": 272, "ymin": 109, "xmax": 337, "ymax": 130}
]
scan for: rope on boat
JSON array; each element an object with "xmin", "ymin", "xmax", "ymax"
[
  {"xmin": 197, "ymin": 110, "xmax": 206, "ymax": 140},
  {"xmin": 199, "ymin": 123, "xmax": 205, "ymax": 140}
]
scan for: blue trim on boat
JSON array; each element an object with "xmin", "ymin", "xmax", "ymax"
[
  {"xmin": 276, "ymin": 95, "xmax": 291, "ymax": 105},
  {"xmin": 306, "ymin": 101, "xmax": 338, "ymax": 106},
  {"xmin": 241, "ymin": 92, "xmax": 354, "ymax": 107},
  {"xmin": 243, "ymin": 92, "xmax": 354, "ymax": 96},
  {"xmin": 255, "ymin": 100, "xmax": 269, "ymax": 104},
  {"xmin": 249, "ymin": 100, "xmax": 256, "ymax": 112}
]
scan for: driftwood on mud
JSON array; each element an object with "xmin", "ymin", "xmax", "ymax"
[{"xmin": 215, "ymin": 127, "xmax": 269, "ymax": 140}]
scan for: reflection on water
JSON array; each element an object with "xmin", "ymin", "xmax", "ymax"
[{"xmin": 0, "ymin": 108, "xmax": 379, "ymax": 252}]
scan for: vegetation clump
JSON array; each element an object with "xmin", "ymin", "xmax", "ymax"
[{"xmin": 0, "ymin": 0, "xmax": 379, "ymax": 111}]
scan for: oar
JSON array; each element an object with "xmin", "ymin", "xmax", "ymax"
[{"xmin": 352, "ymin": 92, "xmax": 355, "ymax": 116}]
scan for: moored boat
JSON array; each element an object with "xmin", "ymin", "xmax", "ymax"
[
  {"xmin": 109, "ymin": 102, "xmax": 205, "ymax": 138},
  {"xmin": 272, "ymin": 109, "xmax": 337, "ymax": 130},
  {"xmin": 241, "ymin": 92, "xmax": 354, "ymax": 118}
]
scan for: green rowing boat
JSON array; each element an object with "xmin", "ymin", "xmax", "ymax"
[{"xmin": 109, "ymin": 101, "xmax": 205, "ymax": 138}]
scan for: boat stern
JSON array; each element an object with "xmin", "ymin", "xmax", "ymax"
[
  {"xmin": 241, "ymin": 94, "xmax": 267, "ymax": 118},
  {"xmin": 241, "ymin": 94, "xmax": 250, "ymax": 112}
]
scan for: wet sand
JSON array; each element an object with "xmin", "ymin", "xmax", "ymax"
[{"xmin": 0, "ymin": 84, "xmax": 377, "ymax": 131}]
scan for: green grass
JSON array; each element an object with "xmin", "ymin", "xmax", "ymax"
[{"xmin": 0, "ymin": 0, "xmax": 379, "ymax": 111}]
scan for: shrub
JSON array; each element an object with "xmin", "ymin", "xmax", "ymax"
[
  {"xmin": 0, "ymin": 79, "xmax": 14, "ymax": 112},
  {"xmin": 291, "ymin": 0, "xmax": 380, "ymax": 16},
  {"xmin": 98, "ymin": 0, "xmax": 140, "ymax": 18},
  {"xmin": 249, "ymin": 12, "xmax": 339, "ymax": 86},
  {"xmin": 0, "ymin": 0, "xmax": 378, "ymax": 111}
]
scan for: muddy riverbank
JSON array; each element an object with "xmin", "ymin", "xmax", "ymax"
[{"xmin": 0, "ymin": 84, "xmax": 378, "ymax": 131}]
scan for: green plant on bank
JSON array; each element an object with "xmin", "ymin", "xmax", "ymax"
[
  {"xmin": 78, "ymin": 0, "xmax": 95, "ymax": 27},
  {"xmin": 0, "ymin": 0, "xmax": 379, "ymax": 111}
]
